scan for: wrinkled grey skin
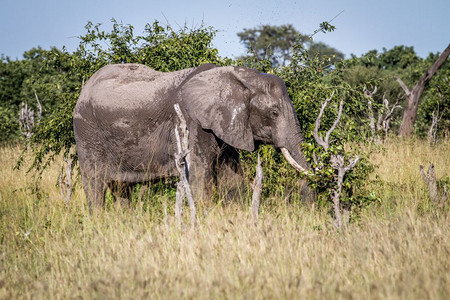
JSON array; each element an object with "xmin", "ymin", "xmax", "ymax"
[{"xmin": 74, "ymin": 63, "xmax": 312, "ymax": 209}]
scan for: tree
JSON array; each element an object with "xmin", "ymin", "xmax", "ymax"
[
  {"xmin": 397, "ymin": 44, "xmax": 450, "ymax": 137},
  {"xmin": 237, "ymin": 24, "xmax": 344, "ymax": 68},
  {"xmin": 237, "ymin": 24, "xmax": 307, "ymax": 67}
]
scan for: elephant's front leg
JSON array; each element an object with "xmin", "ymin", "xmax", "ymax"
[
  {"xmin": 188, "ymin": 152, "xmax": 215, "ymax": 202},
  {"xmin": 215, "ymin": 145, "xmax": 244, "ymax": 202},
  {"xmin": 183, "ymin": 126, "xmax": 219, "ymax": 202}
]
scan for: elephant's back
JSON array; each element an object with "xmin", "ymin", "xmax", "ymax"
[
  {"xmin": 87, "ymin": 64, "xmax": 161, "ymax": 87},
  {"xmin": 76, "ymin": 64, "xmax": 192, "ymax": 113}
]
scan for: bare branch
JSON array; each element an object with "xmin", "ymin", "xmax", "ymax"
[
  {"xmin": 416, "ymin": 44, "xmax": 450, "ymax": 89},
  {"xmin": 312, "ymin": 152, "xmax": 319, "ymax": 166},
  {"xmin": 427, "ymin": 105, "xmax": 443, "ymax": 144},
  {"xmin": 313, "ymin": 91, "xmax": 335, "ymax": 150},
  {"xmin": 363, "ymin": 85, "xmax": 377, "ymax": 98},
  {"xmin": 395, "ymin": 77, "xmax": 411, "ymax": 97},
  {"xmin": 380, "ymin": 94, "xmax": 402, "ymax": 141},
  {"xmin": 34, "ymin": 90, "xmax": 42, "ymax": 123},
  {"xmin": 419, "ymin": 165, "xmax": 427, "ymax": 181},
  {"xmin": 325, "ymin": 99, "xmax": 344, "ymax": 145},
  {"xmin": 344, "ymin": 156, "xmax": 360, "ymax": 173},
  {"xmin": 364, "ymin": 85, "xmax": 377, "ymax": 134},
  {"xmin": 19, "ymin": 102, "xmax": 35, "ymax": 140}
]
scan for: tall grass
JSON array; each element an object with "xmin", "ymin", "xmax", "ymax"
[{"xmin": 0, "ymin": 139, "xmax": 448, "ymax": 299}]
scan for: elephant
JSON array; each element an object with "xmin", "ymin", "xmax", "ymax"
[{"xmin": 73, "ymin": 63, "xmax": 312, "ymax": 209}]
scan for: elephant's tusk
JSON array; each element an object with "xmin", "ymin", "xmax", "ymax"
[{"xmin": 281, "ymin": 147, "xmax": 308, "ymax": 174}]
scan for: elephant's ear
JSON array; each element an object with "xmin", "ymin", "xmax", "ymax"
[{"xmin": 181, "ymin": 67, "xmax": 255, "ymax": 151}]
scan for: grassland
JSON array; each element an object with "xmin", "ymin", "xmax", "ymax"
[{"xmin": 0, "ymin": 139, "xmax": 449, "ymax": 299}]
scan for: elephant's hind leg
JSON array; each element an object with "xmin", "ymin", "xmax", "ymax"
[{"xmin": 81, "ymin": 172, "xmax": 107, "ymax": 212}]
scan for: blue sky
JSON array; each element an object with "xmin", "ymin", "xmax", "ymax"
[{"xmin": 1, "ymin": 0, "xmax": 449, "ymax": 60}]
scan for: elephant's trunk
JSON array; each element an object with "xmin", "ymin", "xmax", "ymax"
[{"xmin": 278, "ymin": 116, "xmax": 311, "ymax": 174}]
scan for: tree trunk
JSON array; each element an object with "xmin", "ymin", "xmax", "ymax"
[{"xmin": 398, "ymin": 44, "xmax": 450, "ymax": 137}]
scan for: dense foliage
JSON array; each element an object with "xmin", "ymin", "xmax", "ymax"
[{"xmin": 343, "ymin": 46, "xmax": 450, "ymax": 137}]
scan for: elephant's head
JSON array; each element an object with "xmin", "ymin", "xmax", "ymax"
[{"xmin": 181, "ymin": 65, "xmax": 310, "ymax": 173}]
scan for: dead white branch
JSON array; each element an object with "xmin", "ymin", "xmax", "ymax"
[
  {"xmin": 313, "ymin": 91, "xmax": 341, "ymax": 151},
  {"xmin": 173, "ymin": 104, "xmax": 196, "ymax": 229},
  {"xmin": 251, "ymin": 154, "xmax": 263, "ymax": 223},
  {"xmin": 313, "ymin": 93, "xmax": 359, "ymax": 229},
  {"xmin": 395, "ymin": 77, "xmax": 411, "ymax": 97},
  {"xmin": 427, "ymin": 107, "xmax": 443, "ymax": 145},
  {"xmin": 34, "ymin": 90, "xmax": 42, "ymax": 124},
  {"xmin": 364, "ymin": 87, "xmax": 402, "ymax": 142},
  {"xmin": 363, "ymin": 86, "xmax": 378, "ymax": 135},
  {"xmin": 19, "ymin": 91, "xmax": 42, "ymax": 141},
  {"xmin": 19, "ymin": 102, "xmax": 35, "ymax": 140},
  {"xmin": 381, "ymin": 94, "xmax": 402, "ymax": 141},
  {"xmin": 330, "ymin": 154, "xmax": 360, "ymax": 229}
]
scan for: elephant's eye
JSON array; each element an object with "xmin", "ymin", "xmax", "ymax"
[{"xmin": 269, "ymin": 110, "xmax": 279, "ymax": 119}]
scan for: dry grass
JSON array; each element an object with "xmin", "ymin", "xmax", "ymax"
[{"xmin": 0, "ymin": 139, "xmax": 449, "ymax": 299}]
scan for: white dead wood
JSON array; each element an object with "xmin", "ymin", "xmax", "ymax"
[
  {"xmin": 363, "ymin": 86, "xmax": 401, "ymax": 142},
  {"xmin": 313, "ymin": 93, "xmax": 359, "ymax": 229},
  {"xmin": 427, "ymin": 110, "xmax": 443, "ymax": 145},
  {"xmin": 173, "ymin": 104, "xmax": 196, "ymax": 229},
  {"xmin": 19, "ymin": 102, "xmax": 35, "ymax": 140},
  {"xmin": 58, "ymin": 157, "xmax": 73, "ymax": 204},
  {"xmin": 380, "ymin": 94, "xmax": 402, "ymax": 141},
  {"xmin": 34, "ymin": 90, "xmax": 42, "ymax": 123},
  {"xmin": 19, "ymin": 91, "xmax": 42, "ymax": 141},
  {"xmin": 363, "ymin": 85, "xmax": 378, "ymax": 136},
  {"xmin": 312, "ymin": 91, "xmax": 339, "ymax": 151},
  {"xmin": 251, "ymin": 153, "xmax": 263, "ymax": 223}
]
